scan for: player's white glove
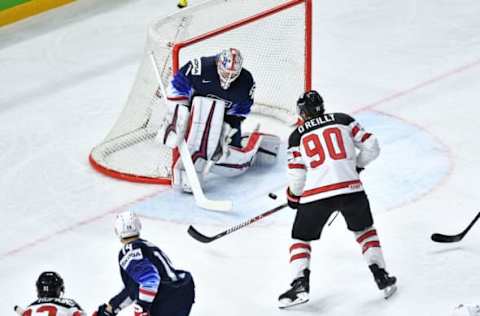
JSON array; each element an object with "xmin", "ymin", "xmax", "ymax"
[{"xmin": 156, "ymin": 102, "xmax": 190, "ymax": 148}]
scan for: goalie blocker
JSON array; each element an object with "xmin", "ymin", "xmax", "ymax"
[{"xmin": 157, "ymin": 96, "xmax": 280, "ymax": 191}]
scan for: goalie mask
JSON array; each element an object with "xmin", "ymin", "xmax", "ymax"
[
  {"xmin": 296, "ymin": 90, "xmax": 324, "ymax": 120},
  {"xmin": 217, "ymin": 48, "xmax": 243, "ymax": 90},
  {"xmin": 114, "ymin": 210, "xmax": 142, "ymax": 239},
  {"xmin": 36, "ymin": 271, "xmax": 65, "ymax": 298}
]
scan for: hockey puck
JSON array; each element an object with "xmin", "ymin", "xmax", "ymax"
[{"xmin": 268, "ymin": 193, "xmax": 278, "ymax": 200}]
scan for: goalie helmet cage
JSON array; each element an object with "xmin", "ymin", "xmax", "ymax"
[{"xmin": 89, "ymin": 0, "xmax": 312, "ymax": 184}]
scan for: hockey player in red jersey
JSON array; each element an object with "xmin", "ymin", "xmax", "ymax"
[
  {"xmin": 16, "ymin": 271, "xmax": 85, "ymax": 316},
  {"xmin": 278, "ymin": 90, "xmax": 397, "ymax": 308}
]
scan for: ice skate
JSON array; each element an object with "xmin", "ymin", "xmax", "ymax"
[
  {"xmin": 278, "ymin": 269, "xmax": 310, "ymax": 309},
  {"xmin": 369, "ymin": 264, "xmax": 397, "ymax": 299}
]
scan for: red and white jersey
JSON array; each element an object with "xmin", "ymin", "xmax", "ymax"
[
  {"xmin": 287, "ymin": 112, "xmax": 380, "ymax": 204},
  {"xmin": 22, "ymin": 298, "xmax": 85, "ymax": 316}
]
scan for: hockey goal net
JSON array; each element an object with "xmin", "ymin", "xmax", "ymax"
[{"xmin": 89, "ymin": 0, "xmax": 312, "ymax": 184}]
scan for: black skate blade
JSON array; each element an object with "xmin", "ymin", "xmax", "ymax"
[{"xmin": 383, "ymin": 285, "xmax": 397, "ymax": 299}]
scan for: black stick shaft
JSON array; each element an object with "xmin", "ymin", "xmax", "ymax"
[
  {"xmin": 431, "ymin": 211, "xmax": 480, "ymax": 243},
  {"xmin": 188, "ymin": 203, "xmax": 287, "ymax": 243},
  {"xmin": 460, "ymin": 211, "xmax": 480, "ymax": 236}
]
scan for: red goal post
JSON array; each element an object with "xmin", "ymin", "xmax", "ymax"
[{"xmin": 89, "ymin": 0, "xmax": 312, "ymax": 184}]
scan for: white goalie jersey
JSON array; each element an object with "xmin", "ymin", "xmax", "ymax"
[{"xmin": 287, "ymin": 112, "xmax": 380, "ymax": 204}]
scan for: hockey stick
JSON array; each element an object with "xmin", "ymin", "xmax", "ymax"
[
  {"xmin": 328, "ymin": 211, "xmax": 339, "ymax": 226},
  {"xmin": 188, "ymin": 203, "xmax": 287, "ymax": 243},
  {"xmin": 149, "ymin": 51, "xmax": 232, "ymax": 212},
  {"xmin": 431, "ymin": 211, "xmax": 480, "ymax": 243}
]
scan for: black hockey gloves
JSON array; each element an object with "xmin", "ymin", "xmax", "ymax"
[{"xmin": 94, "ymin": 304, "xmax": 115, "ymax": 316}]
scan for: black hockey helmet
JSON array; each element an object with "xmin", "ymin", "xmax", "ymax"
[
  {"xmin": 36, "ymin": 271, "xmax": 64, "ymax": 298},
  {"xmin": 297, "ymin": 90, "xmax": 324, "ymax": 119}
]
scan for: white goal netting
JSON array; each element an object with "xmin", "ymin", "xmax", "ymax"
[{"xmin": 90, "ymin": 0, "xmax": 312, "ymax": 183}]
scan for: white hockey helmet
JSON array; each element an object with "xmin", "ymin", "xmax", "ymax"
[
  {"xmin": 452, "ymin": 304, "xmax": 480, "ymax": 316},
  {"xmin": 217, "ymin": 48, "xmax": 243, "ymax": 90},
  {"xmin": 114, "ymin": 210, "xmax": 142, "ymax": 239}
]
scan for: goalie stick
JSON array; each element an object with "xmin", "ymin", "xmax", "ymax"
[
  {"xmin": 149, "ymin": 51, "xmax": 232, "ymax": 212},
  {"xmin": 431, "ymin": 211, "xmax": 480, "ymax": 243},
  {"xmin": 188, "ymin": 203, "xmax": 287, "ymax": 243}
]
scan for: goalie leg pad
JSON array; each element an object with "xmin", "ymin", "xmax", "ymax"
[
  {"xmin": 172, "ymin": 96, "xmax": 225, "ymax": 190},
  {"xmin": 209, "ymin": 132, "xmax": 263, "ymax": 177},
  {"xmin": 251, "ymin": 133, "xmax": 280, "ymax": 166},
  {"xmin": 156, "ymin": 102, "xmax": 190, "ymax": 149},
  {"xmin": 185, "ymin": 96, "xmax": 226, "ymax": 173}
]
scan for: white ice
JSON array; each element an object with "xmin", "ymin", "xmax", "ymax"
[{"xmin": 0, "ymin": 0, "xmax": 479, "ymax": 315}]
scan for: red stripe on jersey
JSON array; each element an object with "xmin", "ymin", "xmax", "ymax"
[
  {"xmin": 167, "ymin": 96, "xmax": 189, "ymax": 101},
  {"xmin": 139, "ymin": 288, "xmax": 157, "ymax": 297},
  {"xmin": 356, "ymin": 229, "xmax": 377, "ymax": 243},
  {"xmin": 292, "ymin": 151, "xmax": 301, "ymax": 158},
  {"xmin": 290, "ymin": 252, "xmax": 310, "ymax": 262},
  {"xmin": 361, "ymin": 133, "xmax": 372, "ymax": 142},
  {"xmin": 302, "ymin": 180, "xmax": 362, "ymax": 197},
  {"xmin": 73, "ymin": 312, "xmax": 82, "ymax": 316},
  {"xmin": 362, "ymin": 241, "xmax": 381, "ymax": 253},
  {"xmin": 290, "ymin": 243, "xmax": 311, "ymax": 252},
  {"xmin": 288, "ymin": 163, "xmax": 305, "ymax": 169},
  {"xmin": 352, "ymin": 125, "xmax": 360, "ymax": 137}
]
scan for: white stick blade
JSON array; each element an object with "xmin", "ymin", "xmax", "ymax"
[{"xmin": 197, "ymin": 198, "xmax": 233, "ymax": 212}]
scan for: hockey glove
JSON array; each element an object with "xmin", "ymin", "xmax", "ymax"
[
  {"xmin": 286, "ymin": 188, "xmax": 300, "ymax": 209},
  {"xmin": 134, "ymin": 304, "xmax": 150, "ymax": 316},
  {"xmin": 94, "ymin": 304, "xmax": 115, "ymax": 316},
  {"xmin": 356, "ymin": 167, "xmax": 364, "ymax": 174}
]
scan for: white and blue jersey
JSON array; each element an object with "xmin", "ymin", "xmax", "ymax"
[
  {"xmin": 167, "ymin": 55, "xmax": 255, "ymax": 118},
  {"xmin": 109, "ymin": 238, "xmax": 193, "ymax": 314}
]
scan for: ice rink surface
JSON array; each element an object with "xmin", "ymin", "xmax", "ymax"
[{"xmin": 0, "ymin": 0, "xmax": 479, "ymax": 315}]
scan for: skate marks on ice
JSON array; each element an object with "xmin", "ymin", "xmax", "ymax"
[{"xmin": 132, "ymin": 111, "xmax": 450, "ymax": 225}]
